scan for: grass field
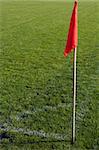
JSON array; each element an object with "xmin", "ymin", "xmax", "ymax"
[{"xmin": 0, "ymin": 0, "xmax": 99, "ymax": 149}]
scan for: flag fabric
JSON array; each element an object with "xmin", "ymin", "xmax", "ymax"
[{"xmin": 64, "ymin": 1, "xmax": 78, "ymax": 57}]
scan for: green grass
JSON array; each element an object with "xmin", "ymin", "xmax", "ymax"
[{"xmin": 0, "ymin": 0, "xmax": 99, "ymax": 149}]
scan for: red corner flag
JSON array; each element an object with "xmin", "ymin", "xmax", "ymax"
[{"xmin": 64, "ymin": 1, "xmax": 78, "ymax": 57}]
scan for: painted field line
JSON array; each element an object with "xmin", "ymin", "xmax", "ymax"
[
  {"xmin": 76, "ymin": 100, "xmax": 91, "ymax": 131},
  {"xmin": 0, "ymin": 101, "xmax": 90, "ymax": 141},
  {"xmin": 25, "ymin": 103, "xmax": 71, "ymax": 113},
  {"xmin": 76, "ymin": 101, "xmax": 89, "ymax": 121},
  {"xmin": 0, "ymin": 126, "xmax": 67, "ymax": 140},
  {"xmin": 15, "ymin": 103, "xmax": 71, "ymax": 120},
  {"xmin": 14, "ymin": 101, "xmax": 89, "ymax": 123}
]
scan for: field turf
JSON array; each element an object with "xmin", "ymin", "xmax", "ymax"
[{"xmin": 0, "ymin": 0, "xmax": 98, "ymax": 149}]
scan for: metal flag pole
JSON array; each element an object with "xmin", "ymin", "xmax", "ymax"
[{"xmin": 72, "ymin": 47, "xmax": 77, "ymax": 144}]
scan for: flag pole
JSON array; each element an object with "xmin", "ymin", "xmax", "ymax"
[
  {"xmin": 72, "ymin": 47, "xmax": 77, "ymax": 144},
  {"xmin": 63, "ymin": 0, "xmax": 78, "ymax": 143}
]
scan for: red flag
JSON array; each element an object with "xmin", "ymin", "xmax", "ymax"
[{"xmin": 64, "ymin": 1, "xmax": 78, "ymax": 57}]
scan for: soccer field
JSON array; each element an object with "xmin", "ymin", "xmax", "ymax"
[{"xmin": 0, "ymin": 0, "xmax": 98, "ymax": 149}]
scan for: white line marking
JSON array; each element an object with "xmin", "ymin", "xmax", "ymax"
[
  {"xmin": 0, "ymin": 126, "xmax": 67, "ymax": 140},
  {"xmin": 0, "ymin": 100, "xmax": 91, "ymax": 141},
  {"xmin": 15, "ymin": 103, "xmax": 71, "ymax": 121},
  {"xmin": 11, "ymin": 101, "xmax": 89, "ymax": 124}
]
